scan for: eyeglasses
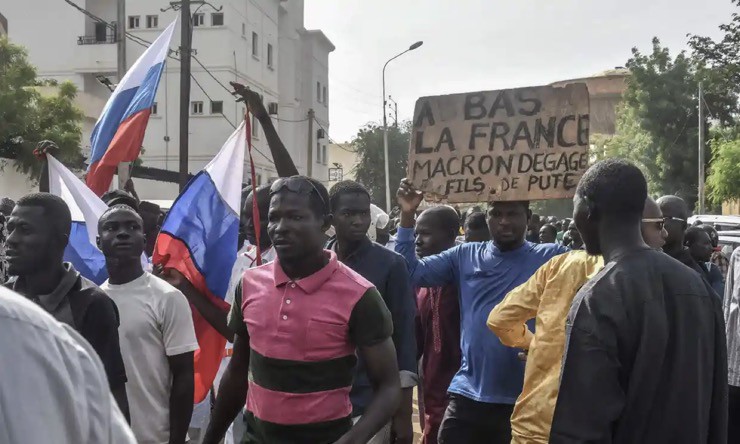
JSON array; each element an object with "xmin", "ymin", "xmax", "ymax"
[
  {"xmin": 269, "ymin": 177, "xmax": 328, "ymax": 211},
  {"xmin": 662, "ymin": 216, "xmax": 686, "ymax": 225},
  {"xmin": 641, "ymin": 218, "xmax": 665, "ymax": 230}
]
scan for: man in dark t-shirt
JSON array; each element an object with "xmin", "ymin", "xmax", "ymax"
[
  {"xmin": 5, "ymin": 193, "xmax": 129, "ymax": 421},
  {"xmin": 550, "ymin": 159, "xmax": 727, "ymax": 443}
]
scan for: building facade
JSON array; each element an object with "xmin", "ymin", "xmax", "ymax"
[{"xmin": 3, "ymin": 0, "xmax": 333, "ymax": 199}]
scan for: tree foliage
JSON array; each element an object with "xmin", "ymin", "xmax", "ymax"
[
  {"xmin": 0, "ymin": 37, "xmax": 84, "ymax": 180},
  {"xmin": 599, "ymin": 37, "xmax": 736, "ymax": 207},
  {"xmin": 707, "ymin": 137, "xmax": 740, "ymax": 205},
  {"xmin": 351, "ymin": 122, "xmax": 410, "ymax": 210}
]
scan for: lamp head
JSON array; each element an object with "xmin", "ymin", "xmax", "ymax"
[{"xmin": 409, "ymin": 41, "xmax": 423, "ymax": 50}]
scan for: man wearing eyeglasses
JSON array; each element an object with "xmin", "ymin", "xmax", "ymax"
[
  {"xmin": 203, "ymin": 176, "xmax": 400, "ymax": 444},
  {"xmin": 658, "ymin": 195, "xmax": 711, "ymax": 278}
]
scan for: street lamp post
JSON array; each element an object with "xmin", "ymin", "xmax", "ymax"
[{"xmin": 382, "ymin": 41, "xmax": 423, "ymax": 212}]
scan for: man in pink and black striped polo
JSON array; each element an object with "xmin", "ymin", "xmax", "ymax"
[{"xmin": 203, "ymin": 176, "xmax": 401, "ymax": 444}]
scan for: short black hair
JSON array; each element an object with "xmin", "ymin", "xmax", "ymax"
[
  {"xmin": 576, "ymin": 158, "xmax": 647, "ymax": 220},
  {"xmin": 465, "ymin": 211, "xmax": 487, "ymax": 230},
  {"xmin": 271, "ymin": 176, "xmax": 330, "ymax": 218},
  {"xmin": 0, "ymin": 197, "xmax": 15, "ymax": 216},
  {"xmin": 420, "ymin": 206, "xmax": 460, "ymax": 237},
  {"xmin": 98, "ymin": 204, "xmax": 143, "ymax": 230},
  {"xmin": 541, "ymin": 224, "xmax": 557, "ymax": 238},
  {"xmin": 102, "ymin": 189, "xmax": 139, "ymax": 211},
  {"xmin": 139, "ymin": 201, "xmax": 161, "ymax": 214},
  {"xmin": 329, "ymin": 180, "xmax": 371, "ymax": 212},
  {"xmin": 245, "ymin": 184, "xmax": 272, "ymax": 215},
  {"xmin": 685, "ymin": 226, "xmax": 710, "ymax": 246},
  {"xmin": 16, "ymin": 193, "xmax": 72, "ymax": 237}
]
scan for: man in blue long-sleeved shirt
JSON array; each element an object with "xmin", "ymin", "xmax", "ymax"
[
  {"xmin": 328, "ymin": 180, "xmax": 418, "ymax": 444},
  {"xmin": 395, "ymin": 179, "xmax": 567, "ymax": 444}
]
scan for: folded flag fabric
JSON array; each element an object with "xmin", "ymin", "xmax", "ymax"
[
  {"xmin": 154, "ymin": 121, "xmax": 247, "ymax": 403},
  {"xmin": 87, "ymin": 19, "xmax": 177, "ymax": 196}
]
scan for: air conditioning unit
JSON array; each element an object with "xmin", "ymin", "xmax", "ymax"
[
  {"xmin": 268, "ymin": 102, "xmax": 278, "ymax": 115},
  {"xmin": 317, "ymin": 128, "xmax": 326, "ymax": 139}
]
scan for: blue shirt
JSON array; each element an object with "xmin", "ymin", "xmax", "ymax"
[{"xmin": 395, "ymin": 227, "xmax": 567, "ymax": 404}]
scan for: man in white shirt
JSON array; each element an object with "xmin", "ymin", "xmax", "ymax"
[
  {"xmin": 0, "ymin": 285, "xmax": 135, "ymax": 444},
  {"xmin": 98, "ymin": 205, "xmax": 199, "ymax": 444}
]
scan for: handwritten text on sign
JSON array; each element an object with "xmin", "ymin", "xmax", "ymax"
[{"xmin": 408, "ymin": 84, "xmax": 590, "ymax": 203}]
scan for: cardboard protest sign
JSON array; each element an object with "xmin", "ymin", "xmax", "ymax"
[{"xmin": 407, "ymin": 84, "xmax": 589, "ymax": 203}]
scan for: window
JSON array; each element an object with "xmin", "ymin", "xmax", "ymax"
[
  {"xmin": 193, "ymin": 13, "xmax": 205, "ymax": 27},
  {"xmin": 94, "ymin": 22, "xmax": 107, "ymax": 42},
  {"xmin": 267, "ymin": 43, "xmax": 274, "ymax": 69},
  {"xmin": 128, "ymin": 16, "xmax": 140, "ymax": 29},
  {"xmin": 211, "ymin": 13, "xmax": 224, "ymax": 26},
  {"xmin": 255, "ymin": 174, "xmax": 262, "ymax": 186},
  {"xmin": 252, "ymin": 32, "xmax": 259, "ymax": 57},
  {"xmin": 151, "ymin": 102, "xmax": 158, "ymax": 115},
  {"xmin": 322, "ymin": 145, "xmax": 327, "ymax": 165},
  {"xmin": 146, "ymin": 15, "xmax": 158, "ymax": 29},
  {"xmin": 316, "ymin": 141, "xmax": 321, "ymax": 162},
  {"xmin": 317, "ymin": 82, "xmax": 321, "ymax": 102},
  {"xmin": 191, "ymin": 101, "xmax": 204, "ymax": 115},
  {"xmin": 252, "ymin": 114, "xmax": 260, "ymax": 138},
  {"xmin": 322, "ymin": 86, "xmax": 327, "ymax": 106},
  {"xmin": 242, "ymin": 23, "xmax": 246, "ymax": 36},
  {"xmin": 210, "ymin": 100, "xmax": 223, "ymax": 114}
]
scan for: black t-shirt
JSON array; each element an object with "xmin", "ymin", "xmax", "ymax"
[
  {"xmin": 551, "ymin": 248, "xmax": 727, "ymax": 443},
  {"xmin": 6, "ymin": 265, "xmax": 127, "ymax": 389}
]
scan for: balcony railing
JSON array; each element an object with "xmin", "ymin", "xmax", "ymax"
[{"xmin": 78, "ymin": 34, "xmax": 118, "ymax": 45}]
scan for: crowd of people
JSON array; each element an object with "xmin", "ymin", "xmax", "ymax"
[{"xmin": 0, "ymin": 90, "xmax": 738, "ymax": 444}]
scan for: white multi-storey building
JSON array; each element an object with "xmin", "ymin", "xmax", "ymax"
[{"xmin": 3, "ymin": 0, "xmax": 333, "ymax": 200}]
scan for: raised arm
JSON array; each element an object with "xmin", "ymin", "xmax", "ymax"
[
  {"xmin": 394, "ymin": 179, "xmax": 458, "ymax": 288},
  {"xmin": 231, "ymin": 82, "xmax": 299, "ymax": 177}
]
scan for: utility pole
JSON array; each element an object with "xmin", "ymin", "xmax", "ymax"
[
  {"xmin": 698, "ymin": 82, "xmax": 705, "ymax": 214},
  {"xmin": 307, "ymin": 108, "xmax": 315, "ymax": 177},
  {"xmin": 116, "ymin": 0, "xmax": 129, "ymax": 189},
  {"xmin": 179, "ymin": 0, "xmax": 192, "ymax": 191}
]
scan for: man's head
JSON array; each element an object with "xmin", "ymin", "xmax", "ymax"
[
  {"xmin": 268, "ymin": 176, "xmax": 331, "ymax": 262},
  {"xmin": 101, "ymin": 190, "xmax": 139, "ymax": 211},
  {"xmin": 415, "ymin": 206, "xmax": 460, "ymax": 258},
  {"xmin": 97, "ymin": 205, "xmax": 146, "ymax": 263},
  {"xmin": 573, "ymin": 159, "xmax": 648, "ymax": 255},
  {"xmin": 329, "ymin": 181, "xmax": 372, "ymax": 244},
  {"xmin": 641, "ymin": 197, "xmax": 668, "ymax": 250},
  {"xmin": 528, "ymin": 213, "xmax": 541, "ymax": 231},
  {"xmin": 138, "ymin": 201, "xmax": 162, "ymax": 257},
  {"xmin": 6, "ymin": 193, "xmax": 71, "ymax": 275},
  {"xmin": 685, "ymin": 226, "xmax": 713, "ymax": 263},
  {"xmin": 487, "ymin": 200, "xmax": 531, "ymax": 250},
  {"xmin": 567, "ymin": 220, "xmax": 582, "ymax": 248},
  {"xmin": 539, "ymin": 224, "xmax": 558, "ymax": 244},
  {"xmin": 702, "ymin": 224, "xmax": 720, "ymax": 248},
  {"xmin": 464, "ymin": 212, "xmax": 490, "ymax": 243},
  {"xmin": 242, "ymin": 184, "xmax": 271, "ymax": 249},
  {"xmin": 657, "ymin": 195, "xmax": 690, "ymax": 253}
]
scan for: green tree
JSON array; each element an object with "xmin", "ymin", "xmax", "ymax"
[
  {"xmin": 0, "ymin": 37, "xmax": 84, "ymax": 180},
  {"xmin": 352, "ymin": 122, "xmax": 410, "ymax": 210},
  {"xmin": 706, "ymin": 137, "xmax": 740, "ymax": 206},
  {"xmin": 602, "ymin": 38, "xmax": 736, "ymax": 207}
]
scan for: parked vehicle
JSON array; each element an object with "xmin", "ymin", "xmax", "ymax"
[
  {"xmin": 688, "ymin": 215, "xmax": 740, "ymax": 232},
  {"xmin": 718, "ymin": 230, "xmax": 740, "ymax": 258}
]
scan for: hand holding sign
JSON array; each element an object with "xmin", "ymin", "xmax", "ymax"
[{"xmin": 397, "ymin": 179, "xmax": 424, "ymax": 213}]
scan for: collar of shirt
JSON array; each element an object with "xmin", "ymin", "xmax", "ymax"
[
  {"xmin": 272, "ymin": 249, "xmax": 340, "ymax": 293},
  {"xmin": 325, "ymin": 235, "xmax": 373, "ymax": 264},
  {"xmin": 12, "ymin": 262, "xmax": 79, "ymax": 312}
]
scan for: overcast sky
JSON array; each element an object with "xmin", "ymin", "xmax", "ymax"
[{"xmin": 304, "ymin": 0, "xmax": 736, "ymax": 142}]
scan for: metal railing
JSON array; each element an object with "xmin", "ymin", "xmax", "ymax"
[{"xmin": 77, "ymin": 34, "xmax": 118, "ymax": 45}]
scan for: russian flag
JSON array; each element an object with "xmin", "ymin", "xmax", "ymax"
[
  {"xmin": 47, "ymin": 155, "xmax": 111, "ymax": 284},
  {"xmin": 87, "ymin": 19, "xmax": 177, "ymax": 196},
  {"xmin": 153, "ymin": 122, "xmax": 246, "ymax": 403}
]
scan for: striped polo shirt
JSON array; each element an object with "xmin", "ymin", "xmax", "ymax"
[{"xmin": 240, "ymin": 250, "xmax": 393, "ymax": 443}]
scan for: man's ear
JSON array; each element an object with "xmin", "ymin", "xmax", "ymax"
[{"xmin": 322, "ymin": 213, "xmax": 333, "ymax": 232}]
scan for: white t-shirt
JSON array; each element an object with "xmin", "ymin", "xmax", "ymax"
[
  {"xmin": 0, "ymin": 286, "xmax": 135, "ymax": 444},
  {"xmin": 102, "ymin": 272, "xmax": 199, "ymax": 444}
]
